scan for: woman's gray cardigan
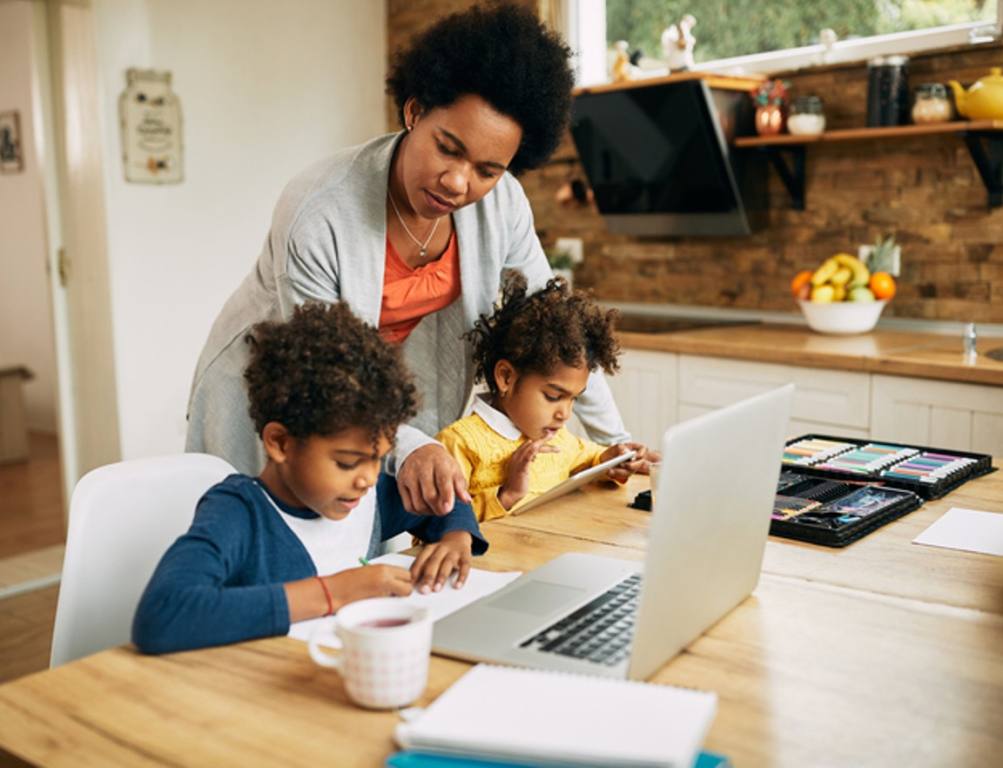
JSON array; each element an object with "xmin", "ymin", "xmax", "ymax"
[{"xmin": 185, "ymin": 132, "xmax": 629, "ymax": 475}]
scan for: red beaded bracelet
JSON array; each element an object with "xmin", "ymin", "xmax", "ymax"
[{"xmin": 315, "ymin": 576, "xmax": 334, "ymax": 616}]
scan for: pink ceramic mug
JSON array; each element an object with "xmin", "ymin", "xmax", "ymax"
[{"xmin": 308, "ymin": 597, "xmax": 432, "ymax": 709}]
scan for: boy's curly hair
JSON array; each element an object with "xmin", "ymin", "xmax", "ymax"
[
  {"xmin": 466, "ymin": 272, "xmax": 621, "ymax": 397},
  {"xmin": 244, "ymin": 303, "xmax": 418, "ymax": 444},
  {"xmin": 386, "ymin": 2, "xmax": 574, "ymax": 175}
]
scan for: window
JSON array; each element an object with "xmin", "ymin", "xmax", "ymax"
[{"xmin": 569, "ymin": 0, "xmax": 1001, "ymax": 84}]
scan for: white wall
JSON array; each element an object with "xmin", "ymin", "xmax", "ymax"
[
  {"xmin": 90, "ymin": 0, "xmax": 388, "ymax": 459},
  {"xmin": 0, "ymin": 0, "xmax": 58, "ymax": 433}
]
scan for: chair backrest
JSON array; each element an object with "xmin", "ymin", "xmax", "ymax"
[{"xmin": 50, "ymin": 453, "xmax": 236, "ymax": 667}]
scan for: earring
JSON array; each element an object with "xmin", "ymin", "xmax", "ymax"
[{"xmin": 406, "ymin": 123, "xmax": 413, "ymax": 132}]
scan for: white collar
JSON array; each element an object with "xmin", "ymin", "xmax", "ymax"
[{"xmin": 472, "ymin": 393, "xmax": 523, "ymax": 441}]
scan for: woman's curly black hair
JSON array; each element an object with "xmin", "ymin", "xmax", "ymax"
[
  {"xmin": 244, "ymin": 302, "xmax": 418, "ymax": 444},
  {"xmin": 386, "ymin": 2, "xmax": 574, "ymax": 175},
  {"xmin": 466, "ymin": 272, "xmax": 621, "ymax": 397}
]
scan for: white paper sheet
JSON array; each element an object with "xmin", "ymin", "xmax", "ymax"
[
  {"xmin": 912, "ymin": 507, "xmax": 1003, "ymax": 557},
  {"xmin": 288, "ymin": 553, "xmax": 521, "ymax": 647}
]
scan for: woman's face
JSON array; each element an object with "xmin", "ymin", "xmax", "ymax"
[{"xmin": 397, "ymin": 94, "xmax": 522, "ymax": 219}]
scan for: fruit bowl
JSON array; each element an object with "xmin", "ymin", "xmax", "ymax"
[{"xmin": 798, "ymin": 299, "xmax": 887, "ymax": 335}]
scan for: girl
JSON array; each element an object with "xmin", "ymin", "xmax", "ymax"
[{"xmin": 437, "ymin": 274, "xmax": 653, "ymax": 521}]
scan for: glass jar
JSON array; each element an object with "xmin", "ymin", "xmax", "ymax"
[
  {"xmin": 912, "ymin": 83, "xmax": 952, "ymax": 124},
  {"xmin": 867, "ymin": 55, "xmax": 910, "ymax": 126},
  {"xmin": 787, "ymin": 95, "xmax": 826, "ymax": 135}
]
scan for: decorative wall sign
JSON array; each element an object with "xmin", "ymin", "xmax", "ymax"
[
  {"xmin": 118, "ymin": 68, "xmax": 183, "ymax": 183},
  {"xmin": 0, "ymin": 111, "xmax": 23, "ymax": 174}
]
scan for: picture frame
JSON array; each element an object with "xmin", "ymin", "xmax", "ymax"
[{"xmin": 0, "ymin": 111, "xmax": 24, "ymax": 174}]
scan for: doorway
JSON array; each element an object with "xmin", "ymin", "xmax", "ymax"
[{"xmin": 0, "ymin": 0, "xmax": 121, "ymax": 682}]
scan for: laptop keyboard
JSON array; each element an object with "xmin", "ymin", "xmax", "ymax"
[{"xmin": 519, "ymin": 573, "xmax": 641, "ymax": 666}]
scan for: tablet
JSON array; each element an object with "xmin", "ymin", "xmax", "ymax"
[{"xmin": 509, "ymin": 449, "xmax": 637, "ymax": 516}]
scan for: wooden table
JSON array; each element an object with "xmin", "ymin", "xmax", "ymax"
[{"xmin": 1, "ymin": 470, "xmax": 1001, "ymax": 767}]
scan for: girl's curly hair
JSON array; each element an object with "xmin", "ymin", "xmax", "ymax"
[
  {"xmin": 244, "ymin": 302, "xmax": 418, "ymax": 444},
  {"xmin": 466, "ymin": 272, "xmax": 621, "ymax": 397},
  {"xmin": 386, "ymin": 2, "xmax": 574, "ymax": 175}
]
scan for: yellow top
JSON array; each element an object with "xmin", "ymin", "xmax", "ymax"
[{"xmin": 436, "ymin": 395, "xmax": 607, "ymax": 522}]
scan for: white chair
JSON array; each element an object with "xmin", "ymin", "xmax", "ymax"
[{"xmin": 50, "ymin": 453, "xmax": 236, "ymax": 667}]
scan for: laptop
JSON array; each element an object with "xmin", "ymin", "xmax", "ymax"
[{"xmin": 433, "ymin": 384, "xmax": 794, "ymax": 680}]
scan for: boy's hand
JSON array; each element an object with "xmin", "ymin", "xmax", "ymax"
[
  {"xmin": 600, "ymin": 442, "xmax": 658, "ymax": 483},
  {"xmin": 327, "ymin": 564, "xmax": 413, "ymax": 611},
  {"xmin": 410, "ymin": 531, "xmax": 473, "ymax": 594},
  {"xmin": 498, "ymin": 437, "xmax": 560, "ymax": 509}
]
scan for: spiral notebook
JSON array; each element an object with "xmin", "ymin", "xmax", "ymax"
[{"xmin": 395, "ymin": 664, "xmax": 717, "ymax": 768}]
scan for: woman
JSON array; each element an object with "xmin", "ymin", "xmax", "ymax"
[{"xmin": 186, "ymin": 3, "xmax": 639, "ymax": 516}]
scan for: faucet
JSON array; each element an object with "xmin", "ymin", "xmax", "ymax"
[{"xmin": 963, "ymin": 323, "xmax": 978, "ymax": 361}]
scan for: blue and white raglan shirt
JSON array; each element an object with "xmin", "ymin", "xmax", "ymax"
[{"xmin": 132, "ymin": 473, "xmax": 487, "ymax": 654}]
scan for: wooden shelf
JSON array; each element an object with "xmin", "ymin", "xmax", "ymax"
[
  {"xmin": 733, "ymin": 120, "xmax": 1003, "ymax": 209},
  {"xmin": 734, "ymin": 119, "xmax": 1003, "ymax": 147}
]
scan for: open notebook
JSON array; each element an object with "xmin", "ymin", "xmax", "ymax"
[
  {"xmin": 288, "ymin": 554, "xmax": 521, "ymax": 647},
  {"xmin": 395, "ymin": 664, "xmax": 717, "ymax": 768}
]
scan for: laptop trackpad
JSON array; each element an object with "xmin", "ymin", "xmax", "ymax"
[{"xmin": 486, "ymin": 581, "xmax": 585, "ymax": 616}]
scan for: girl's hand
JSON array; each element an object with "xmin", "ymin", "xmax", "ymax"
[
  {"xmin": 600, "ymin": 442, "xmax": 658, "ymax": 483},
  {"xmin": 498, "ymin": 437, "xmax": 560, "ymax": 510},
  {"xmin": 410, "ymin": 531, "xmax": 473, "ymax": 594},
  {"xmin": 327, "ymin": 564, "xmax": 413, "ymax": 611}
]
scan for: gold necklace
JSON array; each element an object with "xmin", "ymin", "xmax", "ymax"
[{"xmin": 388, "ymin": 191, "xmax": 440, "ymax": 260}]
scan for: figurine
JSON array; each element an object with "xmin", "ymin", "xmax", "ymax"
[
  {"xmin": 611, "ymin": 40, "xmax": 636, "ymax": 83},
  {"xmin": 818, "ymin": 28, "xmax": 838, "ymax": 65},
  {"xmin": 661, "ymin": 15, "xmax": 696, "ymax": 72}
]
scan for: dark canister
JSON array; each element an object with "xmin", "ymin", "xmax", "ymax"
[{"xmin": 867, "ymin": 55, "xmax": 910, "ymax": 126}]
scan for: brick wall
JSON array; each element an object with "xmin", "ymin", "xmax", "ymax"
[{"xmin": 387, "ymin": 2, "xmax": 1003, "ymax": 322}]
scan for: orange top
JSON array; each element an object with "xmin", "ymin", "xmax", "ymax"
[{"xmin": 379, "ymin": 232, "xmax": 461, "ymax": 343}]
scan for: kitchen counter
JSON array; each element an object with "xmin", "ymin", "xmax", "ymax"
[{"xmin": 617, "ymin": 324, "xmax": 1003, "ymax": 386}]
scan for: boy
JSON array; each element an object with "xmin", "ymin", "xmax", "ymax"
[{"xmin": 133, "ymin": 303, "xmax": 486, "ymax": 653}]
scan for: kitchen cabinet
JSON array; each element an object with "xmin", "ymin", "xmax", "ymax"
[
  {"xmin": 605, "ymin": 349, "xmax": 678, "ymax": 448},
  {"xmin": 611, "ymin": 347, "xmax": 1003, "ymax": 452},
  {"xmin": 871, "ymin": 374, "xmax": 1003, "ymax": 455}
]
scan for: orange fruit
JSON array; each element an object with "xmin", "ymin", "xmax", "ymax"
[
  {"xmin": 869, "ymin": 272, "xmax": 896, "ymax": 300},
  {"xmin": 790, "ymin": 270, "xmax": 813, "ymax": 298}
]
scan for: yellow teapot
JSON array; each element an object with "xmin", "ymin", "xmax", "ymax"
[{"xmin": 948, "ymin": 67, "xmax": 1003, "ymax": 120}]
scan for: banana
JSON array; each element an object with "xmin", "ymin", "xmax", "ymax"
[
  {"xmin": 830, "ymin": 267, "xmax": 853, "ymax": 287},
  {"xmin": 810, "ymin": 257, "xmax": 839, "ymax": 287},
  {"xmin": 833, "ymin": 253, "xmax": 870, "ymax": 288},
  {"xmin": 832, "ymin": 284, "xmax": 847, "ymax": 301}
]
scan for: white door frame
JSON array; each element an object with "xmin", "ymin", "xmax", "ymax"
[{"xmin": 32, "ymin": 0, "xmax": 122, "ymax": 516}]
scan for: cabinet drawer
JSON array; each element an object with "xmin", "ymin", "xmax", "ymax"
[
  {"xmin": 679, "ymin": 355, "xmax": 870, "ymax": 430},
  {"xmin": 678, "ymin": 403, "xmax": 870, "ymax": 441}
]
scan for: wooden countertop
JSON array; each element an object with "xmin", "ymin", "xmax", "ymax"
[{"xmin": 618, "ymin": 324, "xmax": 1003, "ymax": 386}]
